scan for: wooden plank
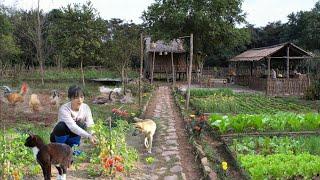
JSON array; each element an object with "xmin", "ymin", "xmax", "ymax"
[{"xmin": 221, "ymin": 131, "xmax": 320, "ymax": 138}]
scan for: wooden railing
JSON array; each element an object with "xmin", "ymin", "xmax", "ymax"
[
  {"xmin": 267, "ymin": 76, "xmax": 310, "ymax": 96},
  {"xmin": 248, "ymin": 77, "xmax": 267, "ymax": 91},
  {"xmin": 235, "ymin": 75, "xmax": 310, "ymax": 96},
  {"xmin": 235, "ymin": 75, "xmax": 250, "ymax": 86},
  {"xmin": 152, "ymin": 65, "xmax": 189, "ymax": 73}
]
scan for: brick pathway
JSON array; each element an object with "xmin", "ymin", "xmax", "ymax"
[{"xmin": 128, "ymin": 86, "xmax": 187, "ymax": 180}]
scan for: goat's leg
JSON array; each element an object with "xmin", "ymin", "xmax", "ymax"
[
  {"xmin": 61, "ymin": 166, "xmax": 67, "ymax": 180},
  {"xmin": 40, "ymin": 163, "xmax": 51, "ymax": 180},
  {"xmin": 56, "ymin": 166, "xmax": 63, "ymax": 180}
]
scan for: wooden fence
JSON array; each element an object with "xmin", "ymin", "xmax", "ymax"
[
  {"xmin": 235, "ymin": 75, "xmax": 310, "ymax": 96},
  {"xmin": 266, "ymin": 76, "xmax": 310, "ymax": 96}
]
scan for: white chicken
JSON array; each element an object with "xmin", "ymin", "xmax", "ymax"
[
  {"xmin": 99, "ymin": 86, "xmax": 113, "ymax": 94},
  {"xmin": 29, "ymin": 94, "xmax": 41, "ymax": 112},
  {"xmin": 50, "ymin": 90, "xmax": 60, "ymax": 109}
]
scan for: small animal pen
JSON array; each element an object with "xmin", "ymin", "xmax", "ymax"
[
  {"xmin": 144, "ymin": 37, "xmax": 193, "ymax": 82},
  {"xmin": 229, "ymin": 42, "xmax": 313, "ymax": 96}
]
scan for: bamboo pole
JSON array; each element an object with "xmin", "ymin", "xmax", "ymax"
[
  {"xmin": 267, "ymin": 57, "xmax": 271, "ymax": 95},
  {"xmin": 229, "ymin": 56, "xmax": 316, "ymax": 60},
  {"xmin": 267, "ymin": 57, "xmax": 271, "ymax": 79},
  {"xmin": 221, "ymin": 131, "xmax": 320, "ymax": 138},
  {"xmin": 287, "ymin": 46, "xmax": 290, "ymax": 79},
  {"xmin": 171, "ymin": 50, "xmax": 175, "ymax": 88},
  {"xmin": 186, "ymin": 33, "xmax": 193, "ymax": 110},
  {"xmin": 151, "ymin": 51, "xmax": 155, "ymax": 84},
  {"xmin": 139, "ymin": 33, "xmax": 143, "ymax": 107}
]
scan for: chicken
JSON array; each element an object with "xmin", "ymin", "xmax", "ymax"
[
  {"xmin": 50, "ymin": 90, "xmax": 60, "ymax": 109},
  {"xmin": 99, "ymin": 86, "xmax": 113, "ymax": 94},
  {"xmin": 29, "ymin": 94, "xmax": 41, "ymax": 112},
  {"xmin": 113, "ymin": 88, "xmax": 122, "ymax": 94},
  {"xmin": 99, "ymin": 86, "xmax": 122, "ymax": 101},
  {"xmin": 1, "ymin": 82, "xmax": 28, "ymax": 105}
]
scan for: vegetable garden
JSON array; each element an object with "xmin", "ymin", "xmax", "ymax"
[{"xmin": 176, "ymin": 87, "xmax": 320, "ymax": 179}]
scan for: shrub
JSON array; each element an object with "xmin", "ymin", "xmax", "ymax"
[{"xmin": 305, "ymin": 79, "xmax": 320, "ymax": 100}]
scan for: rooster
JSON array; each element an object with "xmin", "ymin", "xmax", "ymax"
[
  {"xmin": 29, "ymin": 94, "xmax": 41, "ymax": 112},
  {"xmin": 1, "ymin": 82, "xmax": 28, "ymax": 105}
]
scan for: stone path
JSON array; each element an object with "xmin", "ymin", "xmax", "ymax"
[{"xmin": 128, "ymin": 86, "xmax": 201, "ymax": 179}]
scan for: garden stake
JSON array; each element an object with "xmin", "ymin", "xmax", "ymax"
[{"xmin": 108, "ymin": 116, "xmax": 113, "ymax": 175}]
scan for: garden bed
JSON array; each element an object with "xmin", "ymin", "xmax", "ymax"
[{"xmin": 176, "ymin": 87, "xmax": 320, "ymax": 179}]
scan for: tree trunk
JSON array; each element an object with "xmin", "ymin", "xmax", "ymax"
[
  {"xmin": 81, "ymin": 59, "xmax": 85, "ymax": 87},
  {"xmin": 139, "ymin": 33, "xmax": 143, "ymax": 107},
  {"xmin": 121, "ymin": 66, "xmax": 125, "ymax": 95},
  {"xmin": 37, "ymin": 0, "xmax": 44, "ymax": 86},
  {"xmin": 186, "ymin": 33, "xmax": 193, "ymax": 110}
]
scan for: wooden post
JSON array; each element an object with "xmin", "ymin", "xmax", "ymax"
[
  {"xmin": 151, "ymin": 51, "xmax": 155, "ymax": 84},
  {"xmin": 267, "ymin": 57, "xmax": 271, "ymax": 95},
  {"xmin": 139, "ymin": 33, "xmax": 143, "ymax": 107},
  {"xmin": 267, "ymin": 57, "xmax": 271, "ymax": 79},
  {"xmin": 171, "ymin": 50, "xmax": 175, "ymax": 88},
  {"xmin": 186, "ymin": 33, "xmax": 193, "ymax": 110},
  {"xmin": 250, "ymin": 61, "xmax": 253, "ymax": 76},
  {"xmin": 286, "ymin": 46, "xmax": 290, "ymax": 79}
]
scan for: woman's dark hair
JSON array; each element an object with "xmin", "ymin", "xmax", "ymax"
[{"xmin": 68, "ymin": 85, "xmax": 85, "ymax": 99}]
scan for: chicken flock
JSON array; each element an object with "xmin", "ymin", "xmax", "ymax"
[{"xmin": 0, "ymin": 83, "xmax": 60, "ymax": 113}]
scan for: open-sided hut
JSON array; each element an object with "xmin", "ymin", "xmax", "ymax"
[
  {"xmin": 229, "ymin": 42, "xmax": 313, "ymax": 96},
  {"xmin": 144, "ymin": 37, "xmax": 189, "ymax": 82}
]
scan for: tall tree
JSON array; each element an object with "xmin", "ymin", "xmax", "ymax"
[
  {"xmin": 11, "ymin": 8, "xmax": 46, "ymax": 79},
  {"xmin": 52, "ymin": 1, "xmax": 106, "ymax": 86},
  {"xmin": 142, "ymin": 0, "xmax": 250, "ymax": 65},
  {"xmin": 102, "ymin": 19, "xmax": 141, "ymax": 94},
  {"xmin": 0, "ymin": 10, "xmax": 20, "ymax": 70},
  {"xmin": 36, "ymin": 0, "xmax": 45, "ymax": 85},
  {"xmin": 286, "ymin": 2, "xmax": 320, "ymax": 53}
]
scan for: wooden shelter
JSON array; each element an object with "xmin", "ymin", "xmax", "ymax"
[
  {"xmin": 144, "ymin": 37, "xmax": 190, "ymax": 82},
  {"xmin": 229, "ymin": 42, "xmax": 313, "ymax": 96}
]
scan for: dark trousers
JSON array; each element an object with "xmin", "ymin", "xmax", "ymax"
[{"xmin": 50, "ymin": 121, "xmax": 81, "ymax": 147}]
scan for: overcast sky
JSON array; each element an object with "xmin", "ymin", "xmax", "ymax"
[{"xmin": 0, "ymin": 0, "xmax": 318, "ymax": 27}]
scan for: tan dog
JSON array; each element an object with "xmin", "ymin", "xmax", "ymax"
[{"xmin": 133, "ymin": 117, "xmax": 156, "ymax": 153}]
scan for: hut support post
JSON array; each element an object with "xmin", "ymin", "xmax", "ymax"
[
  {"xmin": 286, "ymin": 46, "xmax": 290, "ymax": 79},
  {"xmin": 186, "ymin": 33, "xmax": 193, "ymax": 110},
  {"xmin": 151, "ymin": 51, "xmax": 155, "ymax": 84},
  {"xmin": 171, "ymin": 51, "xmax": 175, "ymax": 88},
  {"xmin": 250, "ymin": 61, "xmax": 253, "ymax": 76},
  {"xmin": 267, "ymin": 57, "xmax": 271, "ymax": 79}
]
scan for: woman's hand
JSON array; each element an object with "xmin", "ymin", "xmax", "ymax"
[{"xmin": 89, "ymin": 135, "xmax": 97, "ymax": 145}]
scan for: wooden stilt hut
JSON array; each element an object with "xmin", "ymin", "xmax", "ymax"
[
  {"xmin": 144, "ymin": 37, "xmax": 187, "ymax": 82},
  {"xmin": 229, "ymin": 42, "xmax": 313, "ymax": 96}
]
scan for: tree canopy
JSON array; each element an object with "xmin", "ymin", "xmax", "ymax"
[
  {"xmin": 142, "ymin": 0, "xmax": 251, "ymax": 65},
  {"xmin": 0, "ymin": 0, "xmax": 319, "ymax": 72}
]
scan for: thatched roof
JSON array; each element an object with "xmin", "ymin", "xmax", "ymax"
[
  {"xmin": 145, "ymin": 37, "xmax": 185, "ymax": 53},
  {"xmin": 229, "ymin": 43, "xmax": 313, "ymax": 62}
]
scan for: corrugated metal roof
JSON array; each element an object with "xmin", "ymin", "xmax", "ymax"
[
  {"xmin": 145, "ymin": 37, "xmax": 186, "ymax": 53},
  {"xmin": 229, "ymin": 43, "xmax": 312, "ymax": 62}
]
